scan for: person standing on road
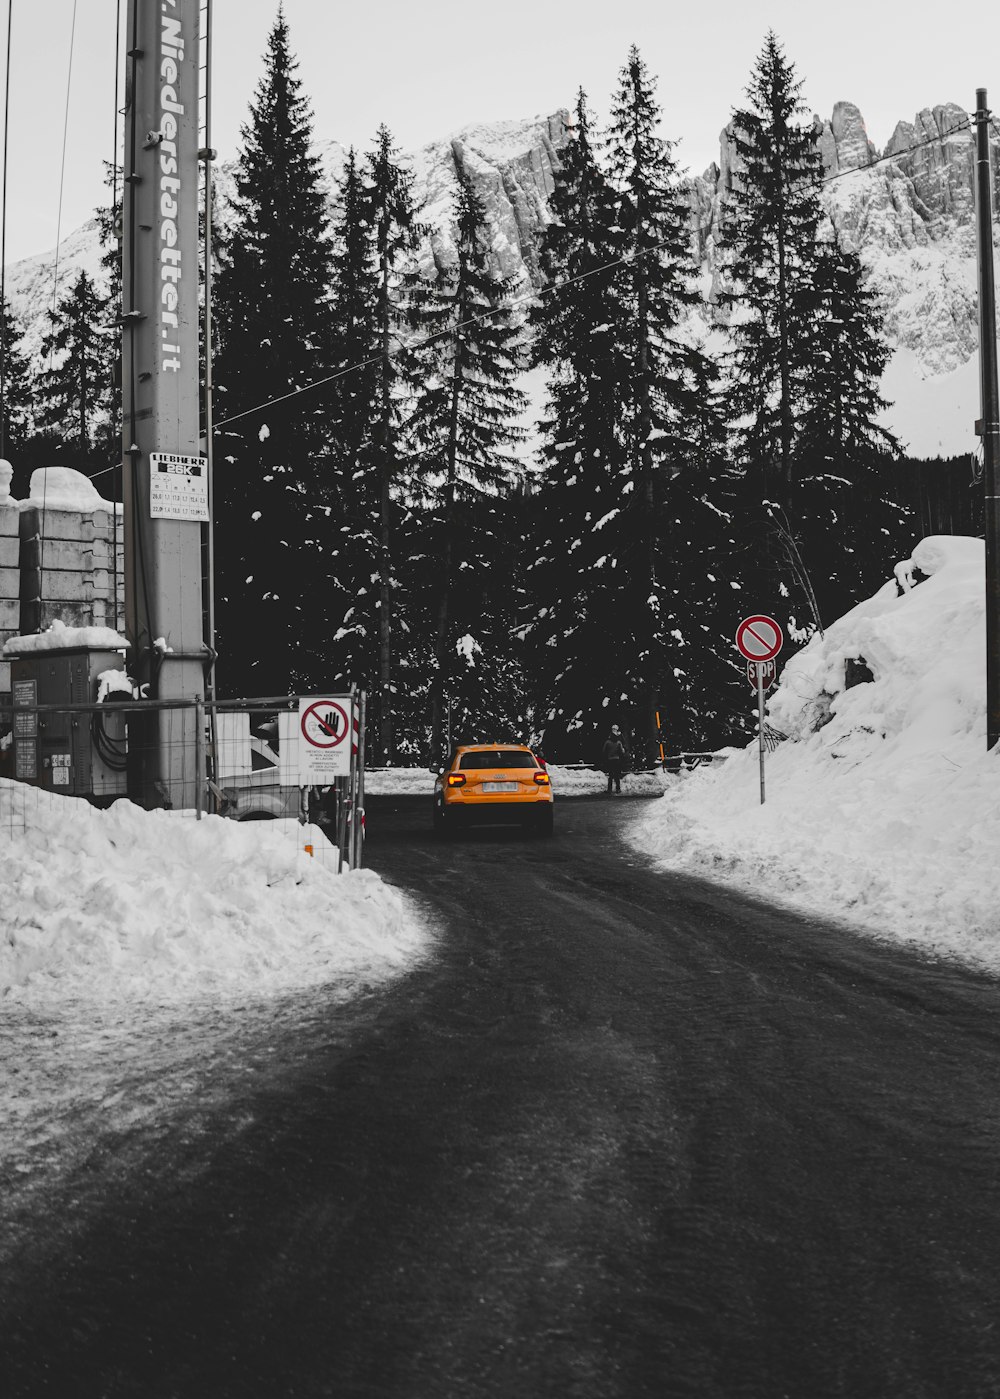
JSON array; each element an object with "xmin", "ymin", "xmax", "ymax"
[{"xmin": 602, "ymin": 725, "xmax": 628, "ymax": 795}]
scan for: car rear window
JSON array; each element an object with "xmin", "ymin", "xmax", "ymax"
[{"xmin": 459, "ymin": 750, "xmax": 538, "ymax": 770}]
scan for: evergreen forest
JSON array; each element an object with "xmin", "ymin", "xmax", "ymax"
[{"xmin": 2, "ymin": 21, "xmax": 923, "ymax": 766}]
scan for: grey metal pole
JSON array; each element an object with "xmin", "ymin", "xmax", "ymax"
[
  {"xmin": 758, "ymin": 668, "xmax": 766, "ymax": 805},
  {"xmin": 345, "ymin": 686, "xmax": 357, "ymax": 870},
  {"xmin": 201, "ymin": 0, "xmax": 216, "ymax": 699},
  {"xmin": 195, "ymin": 693, "xmax": 205, "ymax": 819},
  {"xmin": 122, "ymin": 0, "xmax": 205, "ymax": 810},
  {"xmin": 974, "ymin": 89, "xmax": 1000, "ymax": 749},
  {"xmin": 355, "ymin": 689, "xmax": 367, "ymax": 869}
]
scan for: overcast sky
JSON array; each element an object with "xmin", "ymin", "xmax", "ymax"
[{"xmin": 1, "ymin": 0, "xmax": 993, "ymax": 266}]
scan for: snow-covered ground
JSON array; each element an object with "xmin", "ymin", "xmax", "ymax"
[
  {"xmin": 1, "ymin": 791, "xmax": 430, "ymax": 1007},
  {"xmin": 627, "ymin": 536, "xmax": 1000, "ymax": 975},
  {"xmin": 364, "ymin": 764, "xmax": 661, "ymax": 798},
  {"xmin": 0, "ymin": 785, "xmax": 433, "ymax": 1220},
  {"xmin": 3, "ymin": 534, "xmax": 997, "ymax": 1228}
]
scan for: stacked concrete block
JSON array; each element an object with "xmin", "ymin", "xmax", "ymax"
[
  {"xmin": 0, "ymin": 496, "xmax": 19, "ymax": 698},
  {"xmin": 18, "ymin": 505, "xmax": 126, "ymax": 638}
]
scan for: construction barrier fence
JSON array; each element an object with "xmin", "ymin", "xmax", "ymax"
[{"xmin": 0, "ymin": 691, "xmax": 367, "ymax": 870}]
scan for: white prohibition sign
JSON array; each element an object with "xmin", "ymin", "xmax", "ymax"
[
  {"xmin": 298, "ymin": 697, "xmax": 354, "ymax": 784},
  {"xmin": 736, "ymin": 614, "xmax": 783, "ymax": 663},
  {"xmin": 301, "ymin": 700, "xmax": 350, "ymax": 749}
]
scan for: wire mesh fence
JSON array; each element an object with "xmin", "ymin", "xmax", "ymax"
[{"xmin": 0, "ymin": 692, "xmax": 366, "ymax": 869}]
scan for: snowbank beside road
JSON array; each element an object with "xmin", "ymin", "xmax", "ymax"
[
  {"xmin": 628, "ymin": 536, "xmax": 1000, "ymax": 973},
  {"xmin": 0, "ymin": 782, "xmax": 434, "ymax": 1210},
  {"xmin": 364, "ymin": 765, "xmax": 661, "ymax": 797},
  {"xmin": 1, "ymin": 784, "xmax": 431, "ymax": 1007}
]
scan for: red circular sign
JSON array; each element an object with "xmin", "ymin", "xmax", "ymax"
[
  {"xmin": 300, "ymin": 700, "xmax": 350, "ymax": 749},
  {"xmin": 736, "ymin": 615, "xmax": 783, "ymax": 662}
]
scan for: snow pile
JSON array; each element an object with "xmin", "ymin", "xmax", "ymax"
[
  {"xmin": 4, "ymin": 618, "xmax": 129, "ymax": 655},
  {"xmin": 0, "ymin": 784, "xmax": 432, "ymax": 1007},
  {"xmin": 629, "ymin": 536, "xmax": 1000, "ymax": 972},
  {"xmin": 18, "ymin": 466, "xmax": 120, "ymax": 514},
  {"xmin": 363, "ymin": 765, "xmax": 662, "ymax": 797}
]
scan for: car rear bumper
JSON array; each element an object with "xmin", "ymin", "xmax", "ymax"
[{"xmin": 444, "ymin": 799, "xmax": 551, "ymax": 825}]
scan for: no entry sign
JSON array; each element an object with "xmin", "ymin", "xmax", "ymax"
[
  {"xmin": 736, "ymin": 616, "xmax": 782, "ymax": 808},
  {"xmin": 298, "ymin": 697, "xmax": 353, "ymax": 783},
  {"xmin": 736, "ymin": 615, "xmax": 783, "ymax": 663}
]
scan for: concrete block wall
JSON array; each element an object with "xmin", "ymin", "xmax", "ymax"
[
  {"xmin": 18, "ymin": 506, "xmax": 126, "ymax": 638},
  {"xmin": 0, "ymin": 500, "xmax": 19, "ymax": 696}
]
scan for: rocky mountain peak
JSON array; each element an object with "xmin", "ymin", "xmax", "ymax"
[{"xmin": 4, "ymin": 100, "xmax": 997, "ymax": 457}]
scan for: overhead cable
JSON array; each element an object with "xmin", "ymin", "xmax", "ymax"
[{"xmin": 106, "ymin": 114, "xmax": 979, "ymax": 438}]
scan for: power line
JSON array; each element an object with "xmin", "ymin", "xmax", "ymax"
[
  {"xmin": 0, "ymin": 0, "xmax": 12, "ymax": 462},
  {"xmin": 200, "ymin": 113, "xmax": 977, "ymax": 434},
  {"xmin": 40, "ymin": 0, "xmax": 79, "ymax": 634},
  {"xmin": 46, "ymin": 0, "xmax": 79, "ymax": 360},
  {"xmin": 817, "ymin": 116, "xmax": 972, "ymax": 189}
]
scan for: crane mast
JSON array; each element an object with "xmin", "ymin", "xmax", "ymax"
[{"xmin": 121, "ymin": 0, "xmax": 206, "ymax": 808}]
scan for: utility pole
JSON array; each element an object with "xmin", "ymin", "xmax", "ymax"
[
  {"xmin": 973, "ymin": 89, "xmax": 1000, "ymax": 750},
  {"xmin": 122, "ymin": 0, "xmax": 207, "ymax": 807}
]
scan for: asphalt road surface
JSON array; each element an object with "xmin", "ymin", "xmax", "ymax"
[{"xmin": 3, "ymin": 792, "xmax": 1000, "ymax": 1399}]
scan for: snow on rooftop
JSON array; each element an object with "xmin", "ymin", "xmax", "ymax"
[
  {"xmin": 18, "ymin": 465, "xmax": 121, "ymax": 514},
  {"xmin": 627, "ymin": 535, "xmax": 1000, "ymax": 974},
  {"xmin": 3, "ymin": 618, "xmax": 129, "ymax": 655}
]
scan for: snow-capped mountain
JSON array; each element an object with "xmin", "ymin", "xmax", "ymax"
[
  {"xmin": 6, "ymin": 103, "xmax": 998, "ymax": 459},
  {"xmin": 691, "ymin": 100, "xmax": 1000, "ymax": 458},
  {"xmin": 694, "ymin": 102, "xmax": 991, "ymax": 377}
]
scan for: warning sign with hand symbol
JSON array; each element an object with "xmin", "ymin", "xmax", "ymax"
[{"xmin": 298, "ymin": 697, "xmax": 353, "ymax": 782}]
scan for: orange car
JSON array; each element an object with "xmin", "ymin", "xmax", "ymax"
[{"xmin": 433, "ymin": 743, "xmax": 554, "ymax": 836}]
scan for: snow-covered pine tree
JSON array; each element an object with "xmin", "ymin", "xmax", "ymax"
[
  {"xmin": 0, "ymin": 296, "xmax": 35, "ymax": 477},
  {"xmin": 720, "ymin": 32, "xmax": 822, "ymax": 505},
  {"xmin": 364, "ymin": 124, "xmax": 423, "ymax": 763},
  {"xmin": 606, "ymin": 46, "xmax": 732, "ymax": 761},
  {"xmin": 91, "ymin": 162, "xmax": 124, "ymax": 498},
  {"xmin": 325, "ymin": 145, "xmax": 382, "ymax": 699},
  {"xmin": 525, "ymin": 92, "xmax": 631, "ymax": 760},
  {"xmin": 95, "ymin": 161, "xmax": 123, "ymax": 315},
  {"xmin": 793, "ymin": 236, "xmax": 910, "ymax": 623},
  {"xmin": 405, "ymin": 163, "xmax": 527, "ymax": 762},
  {"xmin": 213, "ymin": 11, "xmax": 336, "ymax": 698},
  {"xmin": 37, "ymin": 269, "xmax": 116, "ymax": 469}
]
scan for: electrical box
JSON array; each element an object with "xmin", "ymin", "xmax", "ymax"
[{"xmin": 8, "ymin": 647, "xmax": 129, "ymax": 803}]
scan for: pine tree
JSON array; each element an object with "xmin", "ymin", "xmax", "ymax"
[
  {"xmin": 719, "ymin": 33, "xmax": 911, "ymax": 641},
  {"xmin": 324, "ymin": 146, "xmax": 381, "ymax": 699},
  {"xmin": 364, "ymin": 124, "xmax": 423, "ymax": 762},
  {"xmin": 720, "ymin": 31, "xmax": 822, "ymax": 504},
  {"xmin": 213, "ymin": 10, "xmax": 336, "ymax": 698},
  {"xmin": 95, "ymin": 161, "xmax": 123, "ymax": 314},
  {"xmin": 605, "ymin": 46, "xmax": 731, "ymax": 760},
  {"xmin": 794, "ymin": 236, "xmax": 909, "ymax": 623},
  {"xmin": 93, "ymin": 160, "xmax": 124, "ymax": 493},
  {"xmin": 37, "ymin": 269, "xmax": 115, "ymax": 467},
  {"xmin": 525, "ymin": 94, "xmax": 630, "ymax": 757},
  {"xmin": 0, "ymin": 296, "xmax": 35, "ymax": 469},
  {"xmin": 405, "ymin": 163, "xmax": 527, "ymax": 761}
]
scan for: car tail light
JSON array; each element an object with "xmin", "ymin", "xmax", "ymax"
[
  {"xmin": 447, "ymin": 773, "xmax": 466, "ymax": 787},
  {"xmin": 533, "ymin": 772, "xmax": 550, "ymax": 786}
]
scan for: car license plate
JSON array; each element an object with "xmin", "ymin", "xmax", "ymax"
[{"xmin": 482, "ymin": 781, "xmax": 517, "ymax": 793}]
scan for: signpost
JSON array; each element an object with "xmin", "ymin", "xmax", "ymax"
[
  {"xmin": 297, "ymin": 696, "xmax": 354, "ymax": 785},
  {"xmin": 736, "ymin": 616, "xmax": 783, "ymax": 805}
]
